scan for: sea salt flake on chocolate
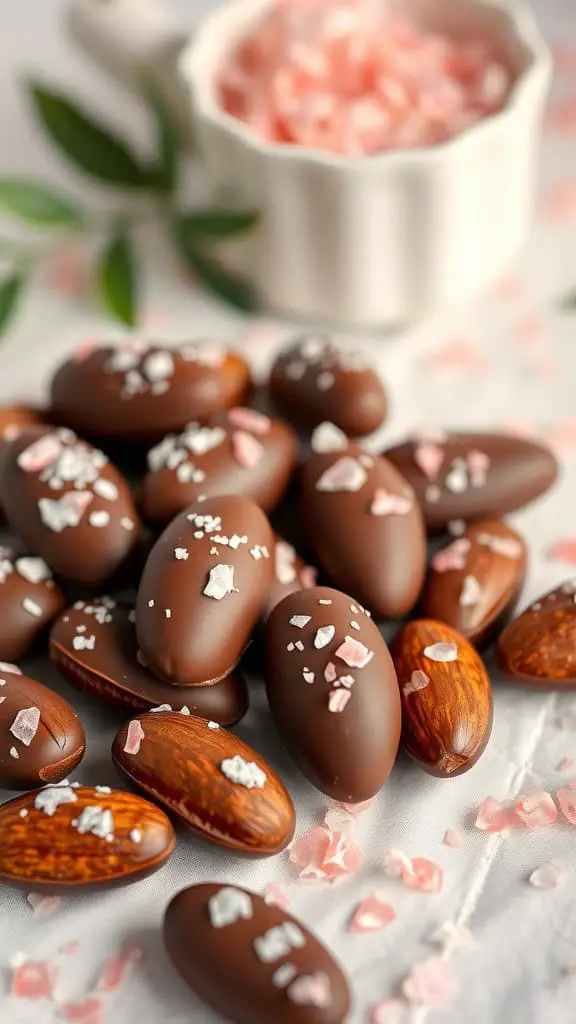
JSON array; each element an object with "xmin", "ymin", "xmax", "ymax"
[
  {"xmin": 254, "ymin": 922, "xmax": 305, "ymax": 963},
  {"xmin": 413, "ymin": 442, "xmax": 444, "ymax": 482},
  {"xmin": 424, "ymin": 642, "xmax": 458, "ymax": 663},
  {"xmin": 227, "ymin": 407, "xmax": 271, "ymax": 434},
  {"xmin": 316, "ymin": 457, "xmax": 367, "ymax": 493},
  {"xmin": 89, "ymin": 510, "xmax": 110, "ymax": 528},
  {"xmin": 73, "ymin": 634, "xmax": 96, "ymax": 651},
  {"xmin": 311, "ymin": 422, "xmax": 348, "ymax": 454},
  {"xmin": 9, "ymin": 747, "xmax": 19, "ymax": 758},
  {"xmin": 288, "ymin": 972, "xmax": 332, "ymax": 1008},
  {"xmin": 35, "ymin": 785, "xmax": 78, "ymax": 816},
  {"xmin": 174, "ymin": 547, "xmax": 189, "ymax": 560},
  {"xmin": 165, "ymin": 609, "xmax": 172, "ymax": 619},
  {"xmin": 295, "ymin": 640, "xmax": 304, "ymax": 651},
  {"xmin": 445, "ymin": 458, "xmax": 469, "ymax": 494},
  {"xmin": 404, "ymin": 670, "xmax": 430, "ymax": 696},
  {"xmin": 303, "ymin": 668, "xmax": 315, "ymax": 683},
  {"xmin": 529, "ymin": 858, "xmax": 565, "ymax": 888},
  {"xmin": 290, "ymin": 614, "xmax": 311, "ymax": 629},
  {"xmin": 18, "ymin": 434, "xmax": 62, "ymax": 473},
  {"xmin": 329, "ymin": 689, "xmax": 351, "ymax": 713},
  {"xmin": 124, "ymin": 720, "xmax": 145, "ymax": 755},
  {"xmin": 370, "ymin": 488, "xmax": 413, "ymax": 516},
  {"xmin": 232, "ymin": 430, "xmax": 265, "ymax": 468},
  {"xmin": 286, "ymin": 360, "xmax": 306, "ymax": 381},
  {"xmin": 73, "ymin": 806, "xmax": 114, "ymax": 839},
  {"xmin": 10, "ymin": 707, "xmax": 41, "ymax": 746},
  {"xmin": 93, "ymin": 478, "xmax": 118, "ymax": 502},
  {"xmin": 22, "ymin": 597, "xmax": 43, "ymax": 618},
  {"xmin": 314, "ymin": 624, "xmax": 335, "ymax": 649},
  {"xmin": 459, "ymin": 575, "xmax": 482, "ymax": 607},
  {"xmin": 324, "ymin": 662, "xmax": 337, "ymax": 683},
  {"xmin": 39, "ymin": 491, "xmax": 93, "ymax": 532},
  {"xmin": 467, "ymin": 449, "xmax": 490, "ymax": 487},
  {"xmin": 425, "ymin": 484, "xmax": 441, "ymax": 503},
  {"xmin": 15, "ymin": 557, "xmax": 51, "ymax": 584},
  {"xmin": 142, "ymin": 350, "xmax": 174, "ymax": 383},
  {"xmin": 349, "ymin": 895, "xmax": 396, "ymax": 932},
  {"xmin": 0, "ymin": 661, "xmax": 19, "ymax": 674},
  {"xmin": 448, "ymin": 519, "xmax": 466, "ymax": 536},
  {"xmin": 272, "ymin": 963, "xmax": 297, "ymax": 988},
  {"xmin": 209, "ymin": 887, "xmax": 253, "ymax": 929},
  {"xmin": 335, "ymin": 636, "xmax": 374, "ymax": 668},
  {"xmin": 220, "ymin": 755, "xmax": 266, "ymax": 789},
  {"xmin": 204, "ymin": 564, "xmax": 236, "ymax": 600},
  {"xmin": 250, "ymin": 545, "xmax": 269, "ymax": 560}
]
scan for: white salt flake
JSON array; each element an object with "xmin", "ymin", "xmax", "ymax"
[
  {"xmin": 220, "ymin": 755, "xmax": 266, "ymax": 789},
  {"xmin": 318, "ymin": 599, "xmax": 333, "ymax": 606},
  {"xmin": 303, "ymin": 669, "xmax": 315, "ymax": 684},
  {"xmin": 9, "ymin": 747, "xmax": 19, "ymax": 759},
  {"xmin": 34, "ymin": 786, "xmax": 78, "ymax": 816},
  {"xmin": 174, "ymin": 547, "xmax": 189, "ymax": 560},
  {"xmin": 317, "ymin": 371, "xmax": 335, "ymax": 391},
  {"xmin": 459, "ymin": 575, "xmax": 482, "ymax": 608},
  {"xmin": 142, "ymin": 350, "xmax": 174, "ymax": 383},
  {"xmin": 311, "ymin": 422, "xmax": 348, "ymax": 454},
  {"xmin": 289, "ymin": 615, "xmax": 311, "ymax": 629},
  {"xmin": 89, "ymin": 510, "xmax": 111, "ymax": 528},
  {"xmin": 22, "ymin": 597, "xmax": 43, "ymax": 618},
  {"xmin": 93, "ymin": 479, "xmax": 118, "ymax": 502},
  {"xmin": 272, "ymin": 963, "xmax": 298, "ymax": 989},
  {"xmin": 254, "ymin": 922, "xmax": 305, "ymax": 963},
  {"xmin": 529, "ymin": 859, "xmax": 565, "ymax": 889},
  {"xmin": 204, "ymin": 564, "xmax": 236, "ymax": 600},
  {"xmin": 39, "ymin": 491, "xmax": 92, "ymax": 532},
  {"xmin": 316, "ymin": 457, "xmax": 367, "ymax": 493},
  {"xmin": 15, "ymin": 557, "xmax": 51, "ymax": 584},
  {"xmin": 404, "ymin": 670, "xmax": 430, "ymax": 696},
  {"xmin": 165, "ymin": 609, "xmax": 172, "ymax": 619},
  {"xmin": 72, "ymin": 634, "xmax": 96, "ymax": 652},
  {"xmin": 445, "ymin": 459, "xmax": 469, "ymax": 494},
  {"xmin": 10, "ymin": 707, "xmax": 41, "ymax": 746},
  {"xmin": 208, "ymin": 887, "xmax": 253, "ymax": 928},
  {"xmin": 314, "ymin": 625, "xmax": 335, "ymax": 649},
  {"xmin": 207, "ymin": 721, "xmax": 220, "ymax": 730},
  {"xmin": 73, "ymin": 806, "xmax": 114, "ymax": 840},
  {"xmin": 130, "ymin": 829, "xmax": 142, "ymax": 844},
  {"xmin": 148, "ymin": 599, "xmax": 155, "ymax": 608},
  {"xmin": 287, "ymin": 972, "xmax": 332, "ymax": 1009},
  {"xmin": 424, "ymin": 642, "xmax": 458, "ymax": 663},
  {"xmin": 120, "ymin": 517, "xmax": 135, "ymax": 531}
]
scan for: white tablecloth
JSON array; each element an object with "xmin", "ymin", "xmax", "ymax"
[{"xmin": 2, "ymin": 2, "xmax": 576, "ymax": 1022}]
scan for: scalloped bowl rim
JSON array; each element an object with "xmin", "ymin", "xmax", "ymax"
[{"xmin": 180, "ymin": 0, "xmax": 552, "ymax": 170}]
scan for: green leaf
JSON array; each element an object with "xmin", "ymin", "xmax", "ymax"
[
  {"xmin": 0, "ymin": 178, "xmax": 84, "ymax": 227},
  {"xmin": 140, "ymin": 74, "xmax": 179, "ymax": 194},
  {"xmin": 27, "ymin": 81, "xmax": 146, "ymax": 188},
  {"xmin": 558, "ymin": 289, "xmax": 576, "ymax": 313},
  {"xmin": 98, "ymin": 229, "xmax": 138, "ymax": 326},
  {"xmin": 0, "ymin": 272, "xmax": 25, "ymax": 337},
  {"xmin": 179, "ymin": 244, "xmax": 259, "ymax": 312},
  {"xmin": 179, "ymin": 207, "xmax": 259, "ymax": 240}
]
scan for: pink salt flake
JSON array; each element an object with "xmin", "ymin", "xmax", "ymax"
[
  {"xmin": 381, "ymin": 848, "xmax": 415, "ymax": 880},
  {"xmin": 402, "ymin": 858, "xmax": 444, "ymax": 894},
  {"xmin": 370, "ymin": 488, "xmax": 413, "ymax": 516},
  {"xmin": 58, "ymin": 998, "xmax": 105, "ymax": 1024},
  {"xmin": 227, "ymin": 407, "xmax": 271, "ymax": 434},
  {"xmin": 443, "ymin": 829, "xmax": 461, "ymax": 849},
  {"xmin": 26, "ymin": 892, "xmax": 61, "ymax": 917},
  {"xmin": 557, "ymin": 788, "xmax": 576, "ymax": 825},
  {"xmin": 328, "ymin": 689, "xmax": 352, "ymax": 713},
  {"xmin": 339, "ymin": 798, "xmax": 374, "ymax": 814},
  {"xmin": 403, "ymin": 669, "xmax": 429, "ymax": 696},
  {"xmin": 289, "ymin": 825, "xmax": 332, "ymax": 880},
  {"xmin": 466, "ymin": 449, "xmax": 490, "ymax": 487},
  {"xmin": 558, "ymin": 757, "xmax": 576, "ymax": 773},
  {"xmin": 402, "ymin": 956, "xmax": 456, "ymax": 1006},
  {"xmin": 124, "ymin": 719, "xmax": 145, "ymax": 755},
  {"xmin": 12, "ymin": 959, "xmax": 57, "ymax": 1000},
  {"xmin": 322, "ymin": 828, "xmax": 363, "ymax": 878},
  {"xmin": 263, "ymin": 883, "xmax": 290, "ymax": 910},
  {"xmin": 316, "ymin": 456, "xmax": 367, "ymax": 493},
  {"xmin": 73, "ymin": 339, "xmax": 100, "ymax": 363},
  {"xmin": 232, "ymin": 429, "xmax": 265, "ymax": 468},
  {"xmin": 287, "ymin": 971, "xmax": 332, "ymax": 1008},
  {"xmin": 529, "ymin": 859, "xmax": 565, "ymax": 889},
  {"xmin": 516, "ymin": 791, "xmax": 558, "ymax": 828},
  {"xmin": 349, "ymin": 895, "xmax": 396, "ymax": 932},
  {"xmin": 431, "ymin": 537, "xmax": 471, "ymax": 573},
  {"xmin": 324, "ymin": 661, "xmax": 337, "ymax": 683},
  {"xmin": 371, "ymin": 998, "xmax": 406, "ymax": 1024},
  {"xmin": 97, "ymin": 943, "xmax": 143, "ymax": 992},
  {"xmin": 413, "ymin": 442, "xmax": 444, "ymax": 482},
  {"xmin": 324, "ymin": 807, "xmax": 358, "ymax": 836},
  {"xmin": 299, "ymin": 565, "xmax": 317, "ymax": 589},
  {"xmin": 475, "ymin": 796, "xmax": 518, "ymax": 833},
  {"xmin": 547, "ymin": 537, "xmax": 576, "ymax": 565},
  {"xmin": 18, "ymin": 434, "xmax": 62, "ymax": 473},
  {"xmin": 334, "ymin": 636, "xmax": 374, "ymax": 668}
]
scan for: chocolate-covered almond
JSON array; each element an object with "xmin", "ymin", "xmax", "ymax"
[
  {"xmin": 50, "ymin": 339, "xmax": 252, "ymax": 442},
  {"xmin": 265, "ymin": 586, "xmax": 400, "ymax": 801},
  {"xmin": 136, "ymin": 494, "xmax": 273, "ymax": 685},
  {"xmin": 50, "ymin": 597, "xmax": 248, "ymax": 723},
  {"xmin": 301, "ymin": 430, "xmax": 426, "ymax": 618},
  {"xmin": 384, "ymin": 431, "xmax": 558, "ymax": 532},
  {"xmin": 422, "ymin": 520, "xmax": 527, "ymax": 645},
  {"xmin": 0, "ymin": 785, "xmax": 174, "ymax": 892},
  {"xmin": 113, "ymin": 712, "xmax": 295, "ymax": 855},
  {"xmin": 164, "ymin": 883, "xmax": 351, "ymax": 1024},
  {"xmin": 0, "ymin": 426, "xmax": 141, "ymax": 586},
  {"xmin": 263, "ymin": 535, "xmax": 317, "ymax": 619},
  {"xmin": 269, "ymin": 334, "xmax": 387, "ymax": 436},
  {"xmin": 0, "ymin": 548, "xmax": 65, "ymax": 661},
  {"xmin": 140, "ymin": 408, "xmax": 297, "ymax": 526},
  {"xmin": 0, "ymin": 668, "xmax": 85, "ymax": 789},
  {"xmin": 391, "ymin": 620, "xmax": 493, "ymax": 777},
  {"xmin": 497, "ymin": 580, "xmax": 576, "ymax": 686}
]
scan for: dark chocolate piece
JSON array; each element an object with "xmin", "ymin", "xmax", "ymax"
[{"xmin": 0, "ymin": 548, "xmax": 65, "ymax": 661}]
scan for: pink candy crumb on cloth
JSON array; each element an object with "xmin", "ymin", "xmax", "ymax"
[{"xmin": 218, "ymin": 0, "xmax": 511, "ymax": 155}]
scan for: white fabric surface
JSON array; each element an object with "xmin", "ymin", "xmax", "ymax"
[{"xmin": 1, "ymin": 2, "xmax": 576, "ymax": 1022}]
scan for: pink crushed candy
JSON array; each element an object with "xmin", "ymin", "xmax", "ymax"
[
  {"xmin": 402, "ymin": 956, "xmax": 456, "ymax": 1006},
  {"xmin": 443, "ymin": 829, "xmax": 461, "ymax": 849},
  {"xmin": 475, "ymin": 796, "xmax": 519, "ymax": 833},
  {"xmin": 328, "ymin": 688, "xmax": 352, "ymax": 713},
  {"xmin": 529, "ymin": 859, "xmax": 565, "ymax": 889},
  {"xmin": 403, "ymin": 669, "xmax": 429, "ymax": 696},
  {"xmin": 371, "ymin": 999, "xmax": 406, "ymax": 1024},
  {"xmin": 12, "ymin": 959, "xmax": 57, "ymax": 1000},
  {"xmin": 263, "ymin": 882, "xmax": 290, "ymax": 910},
  {"xmin": 402, "ymin": 858, "xmax": 444, "ymax": 894},
  {"xmin": 370, "ymin": 488, "xmax": 412, "ymax": 516},
  {"xmin": 349, "ymin": 895, "xmax": 396, "ymax": 933},
  {"xmin": 334, "ymin": 636, "xmax": 374, "ymax": 669},
  {"xmin": 324, "ymin": 807, "xmax": 358, "ymax": 836},
  {"xmin": 557, "ymin": 788, "xmax": 576, "ymax": 825},
  {"xmin": 58, "ymin": 998, "xmax": 105, "ymax": 1023},
  {"xmin": 339, "ymin": 798, "xmax": 374, "ymax": 814},
  {"xmin": 124, "ymin": 719, "xmax": 145, "ymax": 756},
  {"xmin": 289, "ymin": 819, "xmax": 362, "ymax": 881},
  {"xmin": 97, "ymin": 944, "xmax": 143, "ymax": 992},
  {"xmin": 414, "ymin": 442, "xmax": 444, "ymax": 482},
  {"xmin": 232, "ymin": 430, "xmax": 265, "ymax": 468},
  {"xmin": 220, "ymin": 3, "xmax": 510, "ymax": 155},
  {"xmin": 516, "ymin": 791, "xmax": 558, "ymax": 828},
  {"xmin": 227, "ymin": 407, "xmax": 271, "ymax": 434}
]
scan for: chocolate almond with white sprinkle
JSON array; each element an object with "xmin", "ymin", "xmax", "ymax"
[
  {"xmin": 136, "ymin": 494, "xmax": 274, "ymax": 685},
  {"xmin": 140, "ymin": 408, "xmax": 297, "ymax": 526},
  {"xmin": 50, "ymin": 597, "xmax": 248, "ymax": 723},
  {"xmin": 391, "ymin": 620, "xmax": 492, "ymax": 777},
  {"xmin": 265, "ymin": 586, "xmax": 400, "ymax": 801},
  {"xmin": 112, "ymin": 712, "xmax": 294, "ymax": 854},
  {"xmin": 0, "ymin": 669, "xmax": 85, "ymax": 789},
  {"xmin": 497, "ymin": 580, "xmax": 576, "ymax": 687},
  {"xmin": 49, "ymin": 339, "xmax": 252, "ymax": 442},
  {"xmin": 383, "ymin": 431, "xmax": 558, "ymax": 532},
  {"xmin": 0, "ymin": 547, "xmax": 65, "ymax": 661},
  {"xmin": 422, "ymin": 520, "xmax": 527, "ymax": 645},
  {"xmin": 301, "ymin": 437, "xmax": 426, "ymax": 619},
  {"xmin": 269, "ymin": 333, "xmax": 387, "ymax": 436},
  {"xmin": 0, "ymin": 785, "xmax": 174, "ymax": 892},
  {"xmin": 164, "ymin": 883, "xmax": 351, "ymax": 1024},
  {"xmin": 0, "ymin": 426, "xmax": 141, "ymax": 586}
]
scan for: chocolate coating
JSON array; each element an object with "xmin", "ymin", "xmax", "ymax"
[
  {"xmin": 136, "ymin": 494, "xmax": 274, "ymax": 685},
  {"xmin": 422, "ymin": 520, "xmax": 527, "ymax": 646},
  {"xmin": 265, "ymin": 586, "xmax": 400, "ymax": 801},
  {"xmin": 140, "ymin": 408, "xmax": 298, "ymax": 526},
  {"xmin": 164, "ymin": 883, "xmax": 351, "ymax": 1024},
  {"xmin": 113, "ymin": 712, "xmax": 295, "ymax": 855},
  {"xmin": 50, "ymin": 597, "xmax": 248, "ymax": 724},
  {"xmin": 301, "ymin": 443, "xmax": 426, "ymax": 619},
  {"xmin": 269, "ymin": 334, "xmax": 387, "ymax": 436},
  {"xmin": 0, "ymin": 426, "xmax": 141, "ymax": 586},
  {"xmin": 384, "ymin": 432, "xmax": 558, "ymax": 532},
  {"xmin": 0, "ymin": 548, "xmax": 65, "ymax": 661},
  {"xmin": 49, "ymin": 340, "xmax": 252, "ymax": 442},
  {"xmin": 263, "ymin": 535, "xmax": 317, "ymax": 619},
  {"xmin": 0, "ymin": 670, "xmax": 85, "ymax": 789},
  {"xmin": 497, "ymin": 580, "xmax": 576, "ymax": 687}
]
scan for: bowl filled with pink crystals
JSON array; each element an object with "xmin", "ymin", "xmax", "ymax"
[{"xmin": 179, "ymin": 0, "xmax": 551, "ymax": 327}]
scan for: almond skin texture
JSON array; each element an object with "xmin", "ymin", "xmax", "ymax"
[
  {"xmin": 384, "ymin": 432, "xmax": 558, "ymax": 532},
  {"xmin": 301, "ymin": 444, "xmax": 426, "ymax": 619},
  {"xmin": 0, "ymin": 785, "xmax": 175, "ymax": 893},
  {"xmin": 49, "ymin": 341, "xmax": 252, "ymax": 442},
  {"xmin": 136, "ymin": 494, "xmax": 274, "ymax": 686},
  {"xmin": 112, "ymin": 712, "xmax": 295, "ymax": 855},
  {"xmin": 164, "ymin": 883, "xmax": 351, "ymax": 1024},
  {"xmin": 265, "ymin": 586, "xmax": 401, "ymax": 801},
  {"xmin": 497, "ymin": 580, "xmax": 576, "ymax": 686},
  {"xmin": 0, "ymin": 670, "xmax": 85, "ymax": 790},
  {"xmin": 391, "ymin": 620, "xmax": 493, "ymax": 777},
  {"xmin": 50, "ymin": 597, "xmax": 248, "ymax": 724},
  {"xmin": 422, "ymin": 520, "xmax": 527, "ymax": 646}
]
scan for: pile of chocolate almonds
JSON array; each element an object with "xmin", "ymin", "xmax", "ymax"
[{"xmin": 0, "ymin": 334, "xmax": 566, "ymax": 1024}]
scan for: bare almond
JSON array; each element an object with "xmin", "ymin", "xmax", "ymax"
[{"xmin": 497, "ymin": 579, "xmax": 576, "ymax": 686}]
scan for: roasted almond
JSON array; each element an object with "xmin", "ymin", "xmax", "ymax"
[
  {"xmin": 0, "ymin": 785, "xmax": 175, "ymax": 892},
  {"xmin": 497, "ymin": 579, "xmax": 576, "ymax": 686},
  {"xmin": 422, "ymin": 520, "xmax": 527, "ymax": 645},
  {"xmin": 112, "ymin": 712, "xmax": 295, "ymax": 855},
  {"xmin": 391, "ymin": 620, "xmax": 493, "ymax": 777}
]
